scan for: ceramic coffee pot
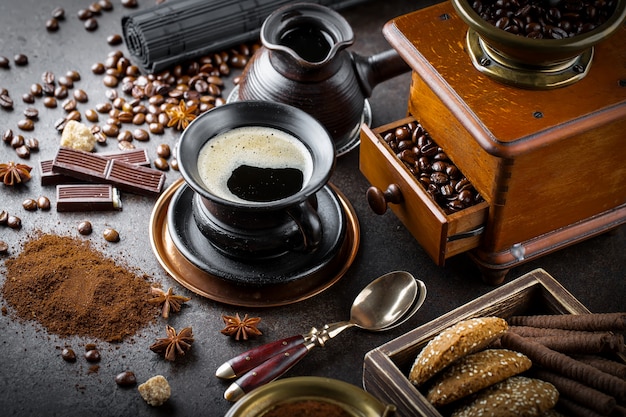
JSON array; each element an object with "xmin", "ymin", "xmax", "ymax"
[{"xmin": 236, "ymin": 2, "xmax": 410, "ymax": 152}]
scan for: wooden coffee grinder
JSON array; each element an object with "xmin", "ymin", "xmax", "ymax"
[{"xmin": 360, "ymin": 0, "xmax": 626, "ymax": 284}]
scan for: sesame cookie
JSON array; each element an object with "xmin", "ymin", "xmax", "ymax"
[
  {"xmin": 450, "ymin": 376, "xmax": 559, "ymax": 417},
  {"xmin": 409, "ymin": 316, "xmax": 509, "ymax": 386},
  {"xmin": 426, "ymin": 348, "xmax": 532, "ymax": 406}
]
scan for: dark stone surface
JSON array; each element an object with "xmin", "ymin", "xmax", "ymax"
[{"xmin": 0, "ymin": 0, "xmax": 623, "ymax": 416}]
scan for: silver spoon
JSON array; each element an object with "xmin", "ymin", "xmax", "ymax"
[{"xmin": 217, "ymin": 271, "xmax": 427, "ymax": 401}]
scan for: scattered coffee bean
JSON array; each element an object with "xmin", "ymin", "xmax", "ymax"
[
  {"xmin": 14, "ymin": 54, "xmax": 28, "ymax": 66},
  {"xmin": 0, "ymin": 210, "xmax": 8, "ymax": 225},
  {"xmin": 2, "ymin": 130, "xmax": 13, "ymax": 143},
  {"xmin": 23, "ymin": 107, "xmax": 39, "ymax": 119},
  {"xmin": 133, "ymin": 128, "xmax": 149, "ymax": 141},
  {"xmin": 41, "ymin": 71, "xmax": 55, "ymax": 85},
  {"xmin": 115, "ymin": 371, "xmax": 137, "ymax": 387},
  {"xmin": 154, "ymin": 157, "xmax": 169, "ymax": 171},
  {"xmin": 73, "ymin": 89, "xmax": 88, "ymax": 103},
  {"xmin": 51, "ymin": 7, "xmax": 65, "ymax": 20},
  {"xmin": 37, "ymin": 196, "xmax": 51, "ymax": 210},
  {"xmin": 46, "ymin": 18, "xmax": 60, "ymax": 32},
  {"xmin": 17, "ymin": 119, "xmax": 34, "ymax": 131},
  {"xmin": 78, "ymin": 220, "xmax": 93, "ymax": 235},
  {"xmin": 121, "ymin": 0, "xmax": 138, "ymax": 8},
  {"xmin": 118, "ymin": 140, "xmax": 135, "ymax": 151},
  {"xmin": 170, "ymin": 158, "xmax": 179, "ymax": 171},
  {"xmin": 0, "ymin": 56, "xmax": 10, "ymax": 68},
  {"xmin": 77, "ymin": 8, "xmax": 93, "ymax": 20},
  {"xmin": 62, "ymin": 98, "xmax": 77, "ymax": 112},
  {"xmin": 156, "ymin": 143, "xmax": 171, "ymax": 158},
  {"xmin": 107, "ymin": 34, "xmax": 123, "ymax": 45},
  {"xmin": 7, "ymin": 215, "xmax": 21, "ymax": 229},
  {"xmin": 43, "ymin": 96, "xmax": 58, "ymax": 108},
  {"xmin": 61, "ymin": 348, "xmax": 76, "ymax": 362},
  {"xmin": 30, "ymin": 83, "xmax": 43, "ymax": 97},
  {"xmin": 84, "ymin": 18, "xmax": 98, "ymax": 31},
  {"xmin": 57, "ymin": 76, "xmax": 74, "ymax": 88},
  {"xmin": 103, "ymin": 227, "xmax": 119, "ymax": 242},
  {"xmin": 10, "ymin": 134, "xmax": 24, "ymax": 148},
  {"xmin": 22, "ymin": 199, "xmax": 38, "ymax": 211},
  {"xmin": 24, "ymin": 137, "xmax": 39, "ymax": 151},
  {"xmin": 15, "ymin": 145, "xmax": 30, "ymax": 159},
  {"xmin": 91, "ymin": 62, "xmax": 105, "ymax": 74},
  {"xmin": 66, "ymin": 69, "xmax": 81, "ymax": 81},
  {"xmin": 0, "ymin": 240, "xmax": 8, "ymax": 254},
  {"xmin": 84, "ymin": 349, "xmax": 101, "ymax": 363},
  {"xmin": 22, "ymin": 93, "xmax": 35, "ymax": 104},
  {"xmin": 85, "ymin": 109, "xmax": 99, "ymax": 122},
  {"xmin": 54, "ymin": 86, "xmax": 68, "ymax": 99},
  {"xmin": 0, "ymin": 93, "xmax": 14, "ymax": 110},
  {"xmin": 98, "ymin": 0, "xmax": 113, "ymax": 11},
  {"xmin": 85, "ymin": 343, "xmax": 97, "ymax": 351},
  {"xmin": 65, "ymin": 109, "xmax": 81, "ymax": 122}
]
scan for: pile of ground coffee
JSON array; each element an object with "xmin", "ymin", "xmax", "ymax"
[{"xmin": 2, "ymin": 233, "xmax": 156, "ymax": 342}]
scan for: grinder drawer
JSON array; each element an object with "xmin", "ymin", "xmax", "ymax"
[{"xmin": 359, "ymin": 117, "xmax": 488, "ymax": 265}]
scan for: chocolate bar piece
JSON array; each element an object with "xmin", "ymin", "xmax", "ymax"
[
  {"xmin": 39, "ymin": 159, "xmax": 83, "ymax": 186},
  {"xmin": 41, "ymin": 149, "xmax": 150, "ymax": 186},
  {"xmin": 56, "ymin": 184, "xmax": 123, "ymax": 212},
  {"xmin": 52, "ymin": 147, "xmax": 165, "ymax": 196},
  {"xmin": 100, "ymin": 149, "xmax": 150, "ymax": 166}
]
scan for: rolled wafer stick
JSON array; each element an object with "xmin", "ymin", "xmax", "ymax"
[
  {"xmin": 500, "ymin": 332, "xmax": 626, "ymax": 401},
  {"xmin": 573, "ymin": 355, "xmax": 626, "ymax": 379},
  {"xmin": 612, "ymin": 405, "xmax": 626, "ymax": 417},
  {"xmin": 533, "ymin": 369, "xmax": 616, "ymax": 415},
  {"xmin": 507, "ymin": 313, "xmax": 626, "ymax": 331},
  {"xmin": 556, "ymin": 397, "xmax": 606, "ymax": 417},
  {"xmin": 529, "ymin": 333, "xmax": 625, "ymax": 354},
  {"xmin": 510, "ymin": 326, "xmax": 612, "ymax": 338}
]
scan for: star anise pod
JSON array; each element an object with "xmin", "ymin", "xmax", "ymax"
[
  {"xmin": 0, "ymin": 161, "xmax": 32, "ymax": 186},
  {"xmin": 149, "ymin": 325, "xmax": 194, "ymax": 361},
  {"xmin": 221, "ymin": 313, "xmax": 262, "ymax": 341},
  {"xmin": 148, "ymin": 286, "xmax": 191, "ymax": 318},
  {"xmin": 166, "ymin": 101, "xmax": 197, "ymax": 131}
]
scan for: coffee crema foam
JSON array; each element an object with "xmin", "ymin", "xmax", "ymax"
[{"xmin": 197, "ymin": 126, "xmax": 313, "ymax": 203}]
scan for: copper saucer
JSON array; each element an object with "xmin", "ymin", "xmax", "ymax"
[{"xmin": 149, "ymin": 178, "xmax": 360, "ymax": 307}]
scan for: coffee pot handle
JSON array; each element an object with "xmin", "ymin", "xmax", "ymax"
[{"xmin": 287, "ymin": 199, "xmax": 322, "ymax": 252}]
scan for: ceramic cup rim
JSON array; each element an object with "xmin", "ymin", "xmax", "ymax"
[{"xmin": 177, "ymin": 100, "xmax": 336, "ymax": 210}]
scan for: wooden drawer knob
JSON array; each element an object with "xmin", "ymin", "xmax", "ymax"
[{"xmin": 366, "ymin": 184, "xmax": 403, "ymax": 215}]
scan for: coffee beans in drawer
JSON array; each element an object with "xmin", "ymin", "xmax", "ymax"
[{"xmin": 381, "ymin": 121, "xmax": 483, "ymax": 214}]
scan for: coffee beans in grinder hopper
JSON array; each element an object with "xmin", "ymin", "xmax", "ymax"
[
  {"xmin": 470, "ymin": 0, "xmax": 618, "ymax": 39},
  {"xmin": 382, "ymin": 121, "xmax": 483, "ymax": 214}
]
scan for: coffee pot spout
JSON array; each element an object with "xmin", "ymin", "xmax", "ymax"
[{"xmin": 351, "ymin": 49, "xmax": 410, "ymax": 98}]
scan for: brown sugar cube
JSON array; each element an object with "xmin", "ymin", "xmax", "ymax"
[
  {"xmin": 409, "ymin": 316, "xmax": 509, "ymax": 386},
  {"xmin": 138, "ymin": 375, "xmax": 170, "ymax": 406}
]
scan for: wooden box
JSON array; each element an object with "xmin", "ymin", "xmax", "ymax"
[
  {"xmin": 362, "ymin": 268, "xmax": 625, "ymax": 417},
  {"xmin": 360, "ymin": 1, "xmax": 626, "ymax": 284}
]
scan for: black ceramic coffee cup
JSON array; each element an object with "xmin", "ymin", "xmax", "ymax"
[{"xmin": 177, "ymin": 101, "xmax": 336, "ymax": 260}]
